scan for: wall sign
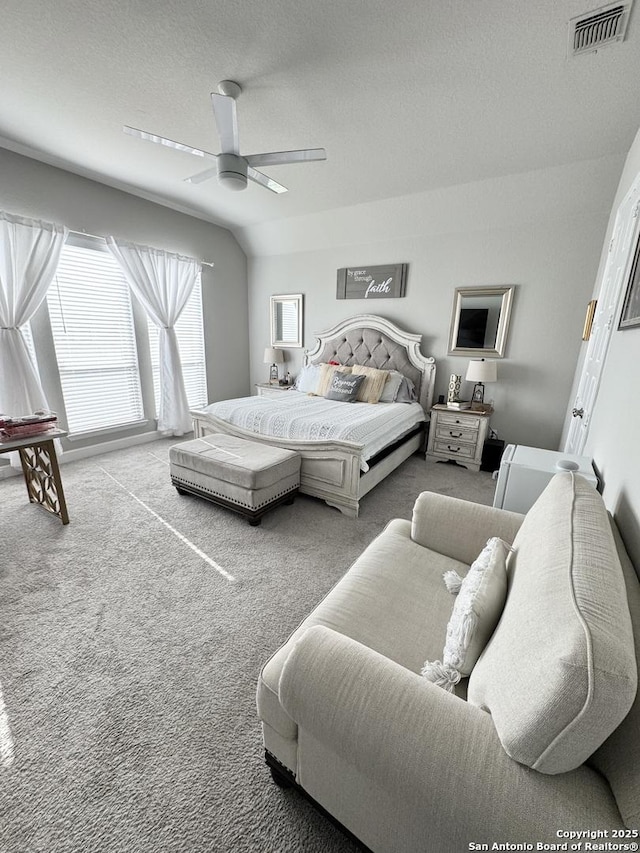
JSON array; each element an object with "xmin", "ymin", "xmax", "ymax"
[{"xmin": 336, "ymin": 263, "xmax": 407, "ymax": 300}]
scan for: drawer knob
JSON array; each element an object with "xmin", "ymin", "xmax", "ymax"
[
  {"xmin": 449, "ymin": 431, "xmax": 463, "ymax": 438},
  {"xmin": 447, "ymin": 445, "xmax": 461, "ymax": 452}
]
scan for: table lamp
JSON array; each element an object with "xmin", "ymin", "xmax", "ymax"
[
  {"xmin": 466, "ymin": 358, "xmax": 497, "ymax": 409},
  {"xmin": 264, "ymin": 347, "xmax": 284, "ymax": 383}
]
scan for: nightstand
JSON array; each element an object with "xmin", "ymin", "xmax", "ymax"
[
  {"xmin": 255, "ymin": 383, "xmax": 293, "ymax": 398},
  {"xmin": 426, "ymin": 404, "xmax": 492, "ymax": 472}
]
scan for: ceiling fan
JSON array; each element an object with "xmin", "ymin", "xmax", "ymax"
[{"xmin": 123, "ymin": 80, "xmax": 326, "ymax": 194}]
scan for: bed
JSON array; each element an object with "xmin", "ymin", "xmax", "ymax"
[{"xmin": 190, "ymin": 314, "xmax": 436, "ymax": 517}]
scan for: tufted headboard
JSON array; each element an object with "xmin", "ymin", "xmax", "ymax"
[{"xmin": 305, "ymin": 314, "xmax": 436, "ymax": 412}]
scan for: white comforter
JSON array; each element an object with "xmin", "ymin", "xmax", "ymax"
[{"xmin": 202, "ymin": 392, "xmax": 426, "ymax": 472}]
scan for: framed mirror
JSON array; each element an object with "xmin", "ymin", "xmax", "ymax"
[
  {"xmin": 270, "ymin": 294, "xmax": 303, "ymax": 348},
  {"xmin": 448, "ymin": 285, "xmax": 514, "ymax": 358}
]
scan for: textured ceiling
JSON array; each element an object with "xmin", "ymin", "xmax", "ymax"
[{"xmin": 2, "ymin": 0, "xmax": 640, "ymax": 234}]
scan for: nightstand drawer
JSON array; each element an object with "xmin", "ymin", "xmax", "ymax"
[
  {"xmin": 435, "ymin": 425, "xmax": 478, "ymax": 443},
  {"xmin": 436, "ymin": 411, "xmax": 481, "ymax": 430},
  {"xmin": 432, "ymin": 440, "xmax": 476, "ymax": 460}
]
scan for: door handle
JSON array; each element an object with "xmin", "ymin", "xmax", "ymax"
[{"xmin": 572, "ymin": 408, "xmax": 584, "ymax": 419}]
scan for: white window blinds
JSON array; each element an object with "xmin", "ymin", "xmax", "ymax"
[
  {"xmin": 278, "ymin": 301, "xmax": 298, "ymax": 341},
  {"xmin": 147, "ymin": 273, "xmax": 207, "ymax": 413},
  {"xmin": 47, "ymin": 242, "xmax": 144, "ymax": 435}
]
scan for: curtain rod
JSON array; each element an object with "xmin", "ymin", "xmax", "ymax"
[{"xmin": 68, "ymin": 229, "xmax": 215, "ymax": 267}]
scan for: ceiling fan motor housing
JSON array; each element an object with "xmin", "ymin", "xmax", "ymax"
[{"xmin": 217, "ymin": 153, "xmax": 247, "ymax": 191}]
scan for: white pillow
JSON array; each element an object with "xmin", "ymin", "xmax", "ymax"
[
  {"xmin": 294, "ymin": 364, "xmax": 323, "ymax": 394},
  {"xmin": 421, "ymin": 537, "xmax": 512, "ymax": 692}
]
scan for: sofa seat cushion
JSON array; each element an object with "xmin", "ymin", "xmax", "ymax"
[
  {"xmin": 468, "ymin": 473, "xmax": 637, "ymax": 775},
  {"xmin": 257, "ymin": 518, "xmax": 470, "ymax": 741}
]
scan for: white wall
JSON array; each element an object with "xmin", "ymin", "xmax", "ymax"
[
  {"xmin": 242, "ymin": 155, "xmax": 623, "ymax": 450},
  {"xmin": 0, "ymin": 147, "xmax": 249, "ymax": 452},
  {"xmin": 578, "ymin": 127, "xmax": 640, "ymax": 570}
]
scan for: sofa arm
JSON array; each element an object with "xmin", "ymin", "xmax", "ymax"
[
  {"xmin": 279, "ymin": 626, "xmax": 619, "ymax": 844},
  {"xmin": 411, "ymin": 491, "xmax": 524, "ymax": 565}
]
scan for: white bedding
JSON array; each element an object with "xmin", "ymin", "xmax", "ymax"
[{"xmin": 202, "ymin": 391, "xmax": 426, "ymax": 472}]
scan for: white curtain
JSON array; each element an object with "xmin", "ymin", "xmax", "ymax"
[
  {"xmin": 0, "ymin": 211, "xmax": 68, "ymax": 416},
  {"xmin": 106, "ymin": 239, "xmax": 199, "ymax": 435}
]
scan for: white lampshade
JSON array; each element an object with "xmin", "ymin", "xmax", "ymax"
[
  {"xmin": 466, "ymin": 359, "xmax": 497, "ymax": 383},
  {"xmin": 263, "ymin": 347, "xmax": 284, "ymax": 364}
]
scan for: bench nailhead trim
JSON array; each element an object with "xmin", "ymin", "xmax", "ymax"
[{"xmin": 174, "ymin": 477, "xmax": 299, "ymax": 509}]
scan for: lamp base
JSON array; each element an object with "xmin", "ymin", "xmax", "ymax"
[{"xmin": 471, "ymin": 382, "xmax": 485, "ymax": 405}]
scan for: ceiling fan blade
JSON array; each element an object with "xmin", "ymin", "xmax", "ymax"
[
  {"xmin": 123, "ymin": 125, "xmax": 218, "ymax": 162},
  {"xmin": 211, "ymin": 93, "xmax": 240, "ymax": 155},
  {"xmin": 247, "ymin": 167, "xmax": 288, "ymax": 194},
  {"xmin": 245, "ymin": 148, "xmax": 326, "ymax": 168},
  {"xmin": 184, "ymin": 165, "xmax": 219, "ymax": 184}
]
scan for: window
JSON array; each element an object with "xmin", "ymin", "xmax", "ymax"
[
  {"xmin": 47, "ymin": 240, "xmax": 144, "ymax": 435},
  {"xmin": 147, "ymin": 273, "xmax": 207, "ymax": 413}
]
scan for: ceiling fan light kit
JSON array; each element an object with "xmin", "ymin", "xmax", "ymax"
[
  {"xmin": 123, "ymin": 79, "xmax": 326, "ymax": 194},
  {"xmin": 217, "ymin": 153, "xmax": 248, "ymax": 191}
]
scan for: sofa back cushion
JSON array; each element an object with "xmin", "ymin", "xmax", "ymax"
[
  {"xmin": 587, "ymin": 518, "xmax": 640, "ymax": 828},
  {"xmin": 467, "ymin": 472, "xmax": 637, "ymax": 775}
]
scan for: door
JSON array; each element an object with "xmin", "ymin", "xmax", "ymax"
[{"xmin": 564, "ymin": 174, "xmax": 640, "ymax": 455}]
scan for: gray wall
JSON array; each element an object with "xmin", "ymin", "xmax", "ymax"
[
  {"xmin": 0, "ymin": 147, "xmax": 249, "ymax": 452},
  {"xmin": 240, "ymin": 155, "xmax": 623, "ymax": 451},
  {"xmin": 576, "ymin": 126, "xmax": 640, "ymax": 570}
]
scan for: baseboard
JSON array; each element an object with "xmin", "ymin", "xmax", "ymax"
[
  {"xmin": 0, "ymin": 430, "xmax": 170, "ymax": 479},
  {"xmin": 60, "ymin": 430, "xmax": 168, "ymax": 463}
]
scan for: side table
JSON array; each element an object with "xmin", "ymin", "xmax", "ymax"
[
  {"xmin": 426, "ymin": 405, "xmax": 492, "ymax": 473},
  {"xmin": 0, "ymin": 428, "xmax": 69, "ymax": 524},
  {"xmin": 255, "ymin": 383, "xmax": 294, "ymax": 398}
]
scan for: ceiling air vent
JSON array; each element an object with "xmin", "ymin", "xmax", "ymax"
[{"xmin": 569, "ymin": 2, "xmax": 632, "ymax": 55}]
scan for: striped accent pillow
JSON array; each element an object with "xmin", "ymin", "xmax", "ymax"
[
  {"xmin": 350, "ymin": 365, "xmax": 390, "ymax": 403},
  {"xmin": 316, "ymin": 363, "xmax": 352, "ymax": 397}
]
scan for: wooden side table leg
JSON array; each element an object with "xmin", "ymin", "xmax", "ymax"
[{"xmin": 18, "ymin": 439, "xmax": 69, "ymax": 524}]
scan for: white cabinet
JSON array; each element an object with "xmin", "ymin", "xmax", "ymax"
[
  {"xmin": 426, "ymin": 405, "xmax": 492, "ymax": 472},
  {"xmin": 493, "ymin": 444, "xmax": 598, "ymax": 513}
]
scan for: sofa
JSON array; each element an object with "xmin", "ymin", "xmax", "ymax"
[{"xmin": 256, "ymin": 473, "xmax": 640, "ymax": 852}]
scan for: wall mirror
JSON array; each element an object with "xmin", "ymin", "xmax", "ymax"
[
  {"xmin": 448, "ymin": 285, "xmax": 514, "ymax": 358},
  {"xmin": 270, "ymin": 293, "xmax": 303, "ymax": 348}
]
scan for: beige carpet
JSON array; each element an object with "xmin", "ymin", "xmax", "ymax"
[{"xmin": 0, "ymin": 440, "xmax": 496, "ymax": 853}]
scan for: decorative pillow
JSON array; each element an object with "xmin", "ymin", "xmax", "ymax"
[
  {"xmin": 325, "ymin": 371, "xmax": 365, "ymax": 403},
  {"xmin": 316, "ymin": 363, "xmax": 352, "ymax": 397},
  {"xmin": 395, "ymin": 375, "xmax": 417, "ymax": 403},
  {"xmin": 350, "ymin": 365, "xmax": 390, "ymax": 403},
  {"xmin": 421, "ymin": 537, "xmax": 512, "ymax": 692},
  {"xmin": 294, "ymin": 364, "xmax": 323, "ymax": 394},
  {"xmin": 377, "ymin": 372, "xmax": 418, "ymax": 403},
  {"xmin": 378, "ymin": 370, "xmax": 405, "ymax": 403}
]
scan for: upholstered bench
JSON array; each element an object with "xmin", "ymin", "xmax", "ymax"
[{"xmin": 169, "ymin": 433, "xmax": 300, "ymax": 525}]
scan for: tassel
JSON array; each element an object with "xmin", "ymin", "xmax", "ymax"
[
  {"xmin": 420, "ymin": 660, "xmax": 461, "ymax": 693},
  {"xmin": 443, "ymin": 570, "xmax": 463, "ymax": 595}
]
